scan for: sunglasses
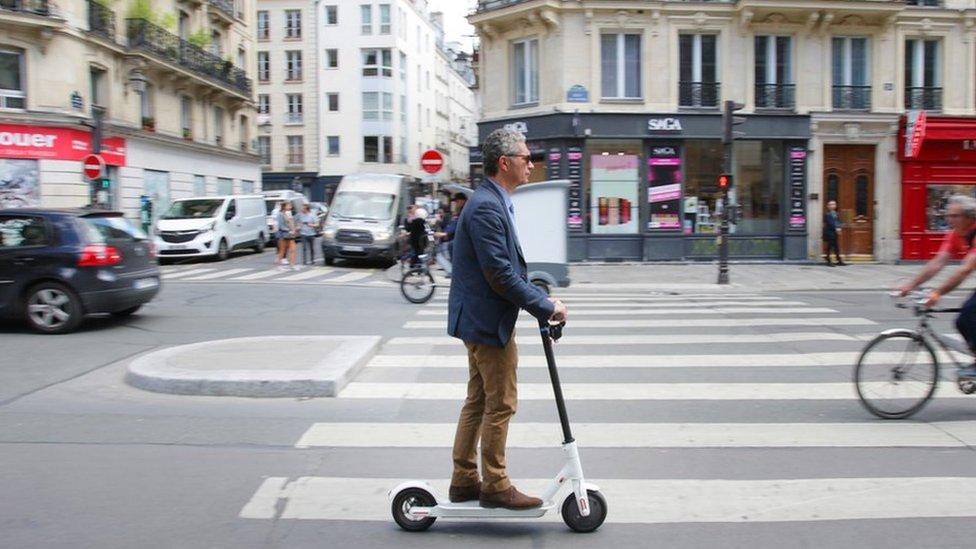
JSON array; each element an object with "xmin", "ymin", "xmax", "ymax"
[{"xmin": 505, "ymin": 154, "xmax": 532, "ymax": 162}]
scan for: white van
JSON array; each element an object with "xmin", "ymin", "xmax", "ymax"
[
  {"xmin": 262, "ymin": 190, "xmax": 307, "ymax": 243},
  {"xmin": 155, "ymin": 195, "xmax": 267, "ymax": 262},
  {"xmin": 320, "ymin": 173, "xmax": 412, "ymax": 265}
]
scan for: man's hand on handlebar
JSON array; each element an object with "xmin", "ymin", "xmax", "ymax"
[{"xmin": 548, "ymin": 298, "xmax": 568, "ymax": 323}]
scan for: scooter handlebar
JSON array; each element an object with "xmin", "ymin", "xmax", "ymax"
[{"xmin": 538, "ymin": 319, "xmax": 566, "ymax": 341}]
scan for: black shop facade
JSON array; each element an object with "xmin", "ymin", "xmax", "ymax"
[{"xmin": 476, "ymin": 112, "xmax": 811, "ymax": 262}]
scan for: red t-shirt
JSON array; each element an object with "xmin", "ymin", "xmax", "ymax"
[{"xmin": 938, "ymin": 223, "xmax": 976, "ymax": 257}]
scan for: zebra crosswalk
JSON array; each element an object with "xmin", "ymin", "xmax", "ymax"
[
  {"xmin": 159, "ymin": 264, "xmax": 391, "ymax": 287},
  {"xmin": 237, "ymin": 289, "xmax": 976, "ymax": 532}
]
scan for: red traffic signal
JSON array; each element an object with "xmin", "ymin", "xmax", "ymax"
[{"xmin": 718, "ymin": 173, "xmax": 732, "ymax": 189}]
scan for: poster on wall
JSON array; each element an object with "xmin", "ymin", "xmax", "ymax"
[
  {"xmin": 788, "ymin": 146, "xmax": 807, "ymax": 230},
  {"xmin": 567, "ymin": 147, "xmax": 583, "ymax": 230},
  {"xmin": 647, "ymin": 146, "xmax": 682, "ymax": 230},
  {"xmin": 590, "ymin": 154, "xmax": 639, "ymax": 234},
  {"xmin": 0, "ymin": 159, "xmax": 40, "ymax": 208}
]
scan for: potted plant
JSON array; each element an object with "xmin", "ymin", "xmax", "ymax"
[
  {"xmin": 141, "ymin": 116, "xmax": 155, "ymax": 131},
  {"xmin": 182, "ymin": 128, "xmax": 192, "ymax": 140}
]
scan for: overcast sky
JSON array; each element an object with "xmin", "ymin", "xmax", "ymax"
[{"xmin": 430, "ymin": 0, "xmax": 477, "ymax": 52}]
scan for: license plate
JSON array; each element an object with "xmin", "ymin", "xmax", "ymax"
[
  {"xmin": 169, "ymin": 244, "xmax": 187, "ymax": 250},
  {"xmin": 342, "ymin": 245, "xmax": 365, "ymax": 252},
  {"xmin": 134, "ymin": 277, "xmax": 159, "ymax": 290}
]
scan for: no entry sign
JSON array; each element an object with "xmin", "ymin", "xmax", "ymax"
[
  {"xmin": 82, "ymin": 153, "xmax": 105, "ymax": 179},
  {"xmin": 420, "ymin": 149, "xmax": 444, "ymax": 174}
]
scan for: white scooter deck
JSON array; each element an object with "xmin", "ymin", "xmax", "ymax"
[{"xmin": 421, "ymin": 500, "xmax": 557, "ymax": 519}]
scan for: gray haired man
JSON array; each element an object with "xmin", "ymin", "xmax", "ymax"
[{"xmin": 897, "ymin": 195, "xmax": 976, "ymax": 378}]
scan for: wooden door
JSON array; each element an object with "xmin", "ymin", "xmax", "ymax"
[{"xmin": 823, "ymin": 145, "xmax": 875, "ymax": 257}]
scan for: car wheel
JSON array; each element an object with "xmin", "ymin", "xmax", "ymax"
[
  {"xmin": 24, "ymin": 282, "xmax": 83, "ymax": 334},
  {"xmin": 324, "ymin": 257, "xmax": 335, "ymax": 266},
  {"xmin": 111, "ymin": 305, "xmax": 142, "ymax": 317},
  {"xmin": 254, "ymin": 233, "xmax": 266, "ymax": 253},
  {"xmin": 216, "ymin": 239, "xmax": 229, "ymax": 261}
]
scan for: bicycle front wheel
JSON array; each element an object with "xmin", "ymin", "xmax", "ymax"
[
  {"xmin": 400, "ymin": 268, "xmax": 435, "ymax": 304},
  {"xmin": 854, "ymin": 332, "xmax": 939, "ymax": 419}
]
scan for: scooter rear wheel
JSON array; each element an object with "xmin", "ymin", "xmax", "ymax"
[
  {"xmin": 561, "ymin": 490, "xmax": 607, "ymax": 533},
  {"xmin": 391, "ymin": 487, "xmax": 437, "ymax": 532}
]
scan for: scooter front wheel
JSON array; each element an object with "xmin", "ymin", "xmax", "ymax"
[
  {"xmin": 561, "ymin": 489, "xmax": 607, "ymax": 533},
  {"xmin": 391, "ymin": 487, "xmax": 437, "ymax": 532}
]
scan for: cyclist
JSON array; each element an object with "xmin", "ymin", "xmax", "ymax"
[{"xmin": 896, "ymin": 194, "xmax": 976, "ymax": 378}]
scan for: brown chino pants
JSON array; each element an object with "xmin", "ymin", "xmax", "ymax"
[{"xmin": 450, "ymin": 336, "xmax": 519, "ymax": 495}]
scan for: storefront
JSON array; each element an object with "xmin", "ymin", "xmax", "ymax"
[
  {"xmin": 477, "ymin": 112, "xmax": 810, "ymax": 261},
  {"xmin": 900, "ymin": 115, "xmax": 976, "ymax": 261}
]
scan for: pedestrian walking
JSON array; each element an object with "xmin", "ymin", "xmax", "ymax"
[
  {"xmin": 297, "ymin": 204, "xmax": 318, "ymax": 266},
  {"xmin": 433, "ymin": 194, "xmax": 467, "ymax": 278},
  {"xmin": 275, "ymin": 201, "xmax": 299, "ymax": 270},
  {"xmin": 823, "ymin": 200, "xmax": 845, "ymax": 266},
  {"xmin": 446, "ymin": 127, "xmax": 567, "ymax": 510}
]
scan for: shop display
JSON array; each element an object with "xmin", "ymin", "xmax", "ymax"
[
  {"xmin": 590, "ymin": 154, "xmax": 639, "ymax": 234},
  {"xmin": 567, "ymin": 147, "xmax": 583, "ymax": 230},
  {"xmin": 788, "ymin": 146, "xmax": 807, "ymax": 230},
  {"xmin": 0, "ymin": 159, "xmax": 40, "ymax": 208},
  {"xmin": 647, "ymin": 146, "xmax": 682, "ymax": 230}
]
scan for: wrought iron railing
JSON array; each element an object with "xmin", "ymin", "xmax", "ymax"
[
  {"xmin": 906, "ymin": 0, "xmax": 942, "ymax": 6},
  {"xmin": 832, "ymin": 85, "xmax": 871, "ymax": 111},
  {"xmin": 126, "ymin": 18, "xmax": 252, "ymax": 96},
  {"xmin": 475, "ymin": 0, "xmax": 732, "ymax": 12},
  {"xmin": 209, "ymin": 0, "xmax": 234, "ymax": 19},
  {"xmin": 0, "ymin": 0, "xmax": 50, "ymax": 15},
  {"xmin": 87, "ymin": 0, "xmax": 114, "ymax": 40},
  {"xmin": 755, "ymin": 83, "xmax": 795, "ymax": 109},
  {"xmin": 905, "ymin": 86, "xmax": 942, "ymax": 110},
  {"xmin": 679, "ymin": 81, "xmax": 720, "ymax": 108}
]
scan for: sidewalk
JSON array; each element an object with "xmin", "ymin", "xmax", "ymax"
[{"xmin": 567, "ymin": 262, "xmax": 972, "ymax": 292}]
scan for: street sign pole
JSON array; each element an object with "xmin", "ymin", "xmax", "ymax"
[
  {"xmin": 719, "ymin": 100, "xmax": 745, "ymax": 285},
  {"xmin": 89, "ymin": 105, "xmax": 106, "ymax": 208}
]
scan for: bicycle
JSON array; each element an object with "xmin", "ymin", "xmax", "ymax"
[
  {"xmin": 854, "ymin": 290, "xmax": 976, "ymax": 419},
  {"xmin": 398, "ymin": 228, "xmax": 437, "ymax": 304}
]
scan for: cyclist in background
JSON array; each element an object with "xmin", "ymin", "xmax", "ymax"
[{"xmin": 896, "ymin": 195, "xmax": 976, "ymax": 378}]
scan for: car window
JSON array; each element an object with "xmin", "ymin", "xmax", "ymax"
[
  {"xmin": 226, "ymin": 200, "xmax": 237, "ymax": 218},
  {"xmin": 0, "ymin": 216, "xmax": 49, "ymax": 248},
  {"xmin": 80, "ymin": 216, "xmax": 148, "ymax": 243}
]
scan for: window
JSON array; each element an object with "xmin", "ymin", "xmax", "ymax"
[
  {"xmin": 0, "ymin": 216, "xmax": 48, "ymax": 248},
  {"xmin": 325, "ymin": 5, "xmax": 338, "ymax": 25},
  {"xmin": 193, "ymin": 175, "xmax": 206, "ymax": 196},
  {"xmin": 363, "ymin": 136, "xmax": 393, "ymax": 163},
  {"xmin": 382, "ymin": 92, "xmax": 393, "ymax": 120},
  {"xmin": 832, "ymin": 37, "xmax": 870, "ymax": 110},
  {"xmin": 324, "ymin": 49, "xmax": 338, "ymax": 69},
  {"xmin": 585, "ymin": 141, "xmax": 641, "ymax": 235},
  {"xmin": 927, "ymin": 185, "xmax": 976, "ymax": 231},
  {"xmin": 361, "ymin": 92, "xmax": 391, "ymax": 120},
  {"xmin": 400, "ymin": 94, "xmax": 406, "ymax": 123},
  {"xmin": 217, "ymin": 178, "xmax": 233, "ymax": 195},
  {"xmin": 327, "ymin": 93, "xmax": 339, "ymax": 111},
  {"xmin": 905, "ymin": 38, "xmax": 941, "ymax": 110},
  {"xmin": 237, "ymin": 47, "xmax": 246, "ymax": 69},
  {"xmin": 361, "ymin": 4, "xmax": 372, "ymax": 35},
  {"xmin": 601, "ymin": 33, "xmax": 641, "ymax": 99},
  {"xmin": 512, "ymin": 39, "xmax": 539, "ymax": 105},
  {"xmin": 257, "ymin": 51, "xmax": 270, "ymax": 81},
  {"xmin": 399, "ymin": 51, "xmax": 407, "ymax": 82},
  {"xmin": 399, "ymin": 136, "xmax": 407, "ymax": 163},
  {"xmin": 139, "ymin": 84, "xmax": 154, "ymax": 128},
  {"xmin": 417, "ymin": 63, "xmax": 421, "ymax": 91},
  {"xmin": 286, "ymin": 51, "xmax": 302, "ymax": 81},
  {"xmin": 285, "ymin": 10, "xmax": 301, "ymax": 39},
  {"xmin": 426, "ymin": 69, "xmax": 430, "ymax": 89},
  {"xmin": 379, "ymin": 4, "xmax": 391, "ymax": 34},
  {"xmin": 89, "ymin": 66, "xmax": 106, "ymax": 114},
  {"xmin": 211, "ymin": 29, "xmax": 223, "ymax": 57},
  {"xmin": 679, "ymin": 34, "xmax": 718, "ymax": 107},
  {"xmin": 258, "ymin": 94, "xmax": 270, "ymax": 115},
  {"xmin": 362, "ymin": 48, "xmax": 392, "ymax": 77},
  {"xmin": 257, "ymin": 136, "xmax": 271, "ymax": 165},
  {"xmin": 327, "ymin": 135, "xmax": 340, "ymax": 156},
  {"xmin": 214, "ymin": 106, "xmax": 224, "ymax": 145},
  {"xmin": 241, "ymin": 180, "xmax": 254, "ymax": 194},
  {"xmin": 286, "ymin": 93, "xmax": 303, "ymax": 123},
  {"xmin": 239, "ymin": 115, "xmax": 248, "ymax": 151},
  {"xmin": 733, "ymin": 141, "xmax": 783, "ymax": 234},
  {"xmin": 755, "ymin": 35, "xmax": 793, "ymax": 109},
  {"xmin": 180, "ymin": 95, "xmax": 192, "ymax": 137},
  {"xmin": 257, "ymin": 11, "xmax": 269, "ymax": 40},
  {"xmin": 287, "ymin": 136, "xmax": 304, "ymax": 165}
]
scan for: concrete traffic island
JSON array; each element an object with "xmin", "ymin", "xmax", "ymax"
[{"xmin": 125, "ymin": 336, "xmax": 381, "ymax": 397}]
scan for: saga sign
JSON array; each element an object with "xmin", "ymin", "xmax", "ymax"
[
  {"xmin": 503, "ymin": 121, "xmax": 528, "ymax": 134},
  {"xmin": 647, "ymin": 118, "xmax": 683, "ymax": 132}
]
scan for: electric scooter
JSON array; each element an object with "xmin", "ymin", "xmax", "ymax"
[{"xmin": 389, "ymin": 319, "xmax": 608, "ymax": 533}]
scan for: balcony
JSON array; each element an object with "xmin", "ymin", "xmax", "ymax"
[
  {"xmin": 832, "ymin": 85, "xmax": 871, "ymax": 111},
  {"xmin": 679, "ymin": 81, "xmax": 720, "ymax": 108},
  {"xmin": 905, "ymin": 86, "xmax": 942, "ymax": 111},
  {"xmin": 87, "ymin": 0, "xmax": 115, "ymax": 41},
  {"xmin": 755, "ymin": 83, "xmax": 795, "ymax": 110},
  {"xmin": 126, "ymin": 18, "xmax": 252, "ymax": 97},
  {"xmin": 0, "ymin": 0, "xmax": 49, "ymax": 15},
  {"xmin": 1, "ymin": 0, "xmax": 63, "ymax": 32},
  {"xmin": 208, "ymin": 0, "xmax": 234, "ymax": 24},
  {"xmin": 906, "ymin": 0, "xmax": 942, "ymax": 6}
]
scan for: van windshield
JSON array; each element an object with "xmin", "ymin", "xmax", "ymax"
[
  {"xmin": 162, "ymin": 199, "xmax": 224, "ymax": 219},
  {"xmin": 330, "ymin": 192, "xmax": 395, "ymax": 220}
]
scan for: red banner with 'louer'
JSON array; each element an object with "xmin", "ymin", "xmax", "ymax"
[{"xmin": 0, "ymin": 124, "xmax": 126, "ymax": 166}]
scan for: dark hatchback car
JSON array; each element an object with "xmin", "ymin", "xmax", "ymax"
[{"xmin": 0, "ymin": 208, "xmax": 161, "ymax": 334}]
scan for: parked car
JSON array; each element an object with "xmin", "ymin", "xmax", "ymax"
[
  {"xmin": 154, "ymin": 195, "xmax": 266, "ymax": 262},
  {"xmin": 320, "ymin": 173, "xmax": 414, "ymax": 265},
  {"xmin": 262, "ymin": 190, "xmax": 307, "ymax": 244},
  {"xmin": 0, "ymin": 208, "xmax": 161, "ymax": 334}
]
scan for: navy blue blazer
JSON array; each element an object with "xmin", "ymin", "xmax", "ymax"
[{"xmin": 447, "ymin": 178, "xmax": 555, "ymax": 347}]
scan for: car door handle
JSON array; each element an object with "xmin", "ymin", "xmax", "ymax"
[{"xmin": 13, "ymin": 258, "xmax": 35, "ymax": 265}]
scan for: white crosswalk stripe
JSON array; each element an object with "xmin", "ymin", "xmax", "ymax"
[
  {"xmin": 161, "ymin": 268, "xmax": 217, "ymax": 279},
  {"xmin": 385, "ymin": 332, "xmax": 870, "ymax": 346},
  {"xmin": 274, "ymin": 268, "xmax": 334, "ymax": 282},
  {"xmin": 228, "ymin": 269, "xmax": 281, "ymax": 281},
  {"xmin": 404, "ymin": 317, "xmax": 875, "ymax": 329},
  {"xmin": 180, "ymin": 268, "xmax": 253, "ymax": 281},
  {"xmin": 416, "ymin": 307, "xmax": 840, "ymax": 316},
  {"xmin": 326, "ymin": 271, "xmax": 374, "ymax": 284}
]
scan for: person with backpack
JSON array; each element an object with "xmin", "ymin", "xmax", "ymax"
[{"xmin": 896, "ymin": 195, "xmax": 976, "ymax": 378}]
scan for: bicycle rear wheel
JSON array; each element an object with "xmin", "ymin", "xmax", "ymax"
[
  {"xmin": 854, "ymin": 332, "xmax": 939, "ymax": 419},
  {"xmin": 400, "ymin": 268, "xmax": 435, "ymax": 304}
]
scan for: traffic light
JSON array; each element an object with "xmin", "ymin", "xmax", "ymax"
[
  {"xmin": 718, "ymin": 173, "xmax": 732, "ymax": 189},
  {"xmin": 99, "ymin": 177, "xmax": 111, "ymax": 189},
  {"xmin": 722, "ymin": 100, "xmax": 746, "ymax": 144}
]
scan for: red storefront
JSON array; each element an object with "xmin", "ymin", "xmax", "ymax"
[{"xmin": 900, "ymin": 115, "xmax": 976, "ymax": 260}]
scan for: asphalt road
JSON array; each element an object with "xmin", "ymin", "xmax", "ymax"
[{"xmin": 3, "ymin": 270, "xmax": 976, "ymax": 548}]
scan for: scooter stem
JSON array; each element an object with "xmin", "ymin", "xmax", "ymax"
[{"xmin": 539, "ymin": 319, "xmax": 574, "ymax": 444}]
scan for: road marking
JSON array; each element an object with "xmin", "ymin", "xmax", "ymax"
[
  {"xmin": 229, "ymin": 269, "xmax": 282, "ymax": 281},
  {"xmin": 180, "ymin": 268, "xmax": 253, "ymax": 281},
  {"xmin": 339, "ymin": 381, "xmax": 954, "ymax": 400},
  {"xmin": 240, "ymin": 476, "xmax": 976, "ymax": 524},
  {"xmin": 424, "ymin": 300, "xmax": 812, "ymax": 310},
  {"xmin": 293, "ymin": 421, "xmax": 976, "ymax": 448},
  {"xmin": 431, "ymin": 294, "xmax": 776, "ymax": 303},
  {"xmin": 275, "ymin": 268, "xmax": 335, "ymax": 282},
  {"xmin": 326, "ymin": 271, "xmax": 374, "ymax": 284},
  {"xmin": 403, "ymin": 317, "xmax": 876, "ymax": 329},
  {"xmin": 415, "ymin": 307, "xmax": 838, "ymax": 317},
  {"xmin": 161, "ymin": 268, "xmax": 217, "ymax": 279},
  {"xmin": 385, "ymin": 332, "xmax": 862, "ymax": 346}
]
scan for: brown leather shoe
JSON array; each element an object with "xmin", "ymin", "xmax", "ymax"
[
  {"xmin": 448, "ymin": 484, "xmax": 481, "ymax": 503},
  {"xmin": 479, "ymin": 486, "xmax": 542, "ymax": 509}
]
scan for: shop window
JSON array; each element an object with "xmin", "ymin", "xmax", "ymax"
[
  {"xmin": 0, "ymin": 159, "xmax": 39, "ymax": 207},
  {"xmin": 855, "ymin": 175, "xmax": 869, "ymax": 217},
  {"xmin": 826, "ymin": 173, "xmax": 839, "ymax": 203},
  {"xmin": 682, "ymin": 140, "xmax": 724, "ymax": 234},
  {"xmin": 648, "ymin": 145, "xmax": 683, "ymax": 230},
  {"xmin": 925, "ymin": 185, "xmax": 976, "ymax": 231},
  {"xmin": 585, "ymin": 140, "xmax": 641, "ymax": 234},
  {"xmin": 733, "ymin": 141, "xmax": 783, "ymax": 234}
]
